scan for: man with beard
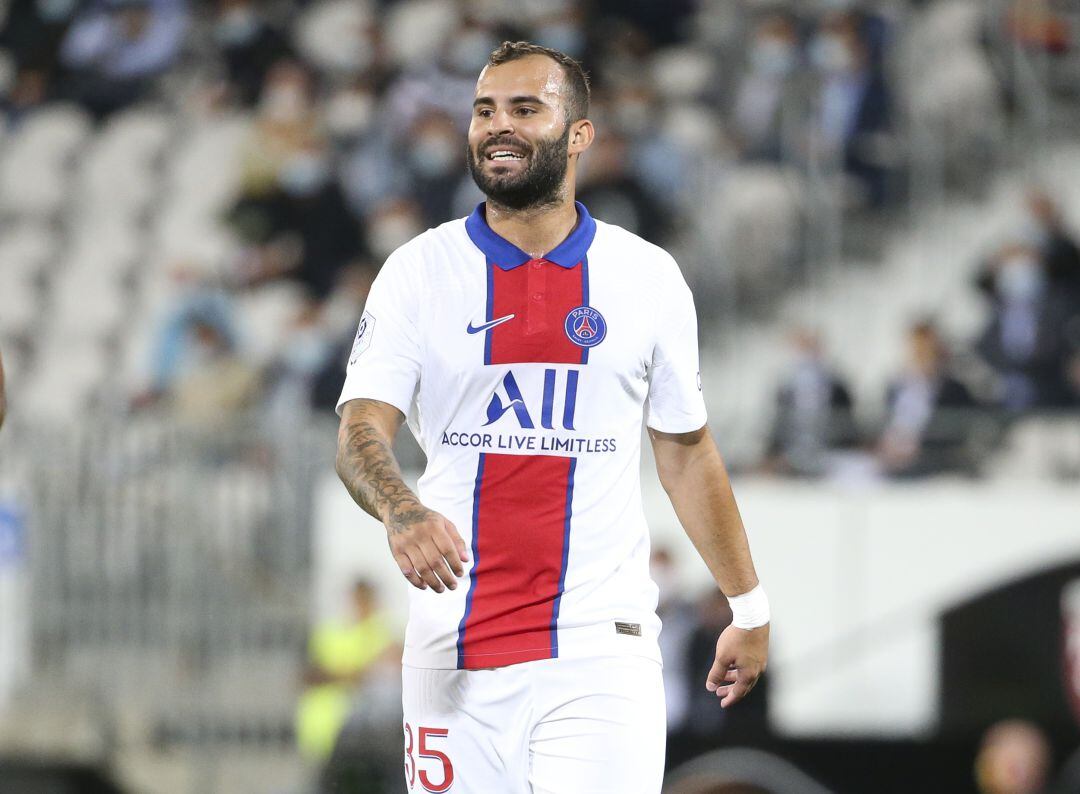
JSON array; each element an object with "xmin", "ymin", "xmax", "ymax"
[{"xmin": 334, "ymin": 42, "xmax": 769, "ymax": 793}]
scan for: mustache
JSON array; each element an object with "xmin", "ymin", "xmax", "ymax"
[{"xmin": 478, "ymin": 137, "xmax": 532, "ymax": 157}]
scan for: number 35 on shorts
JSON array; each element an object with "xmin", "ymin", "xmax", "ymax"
[{"xmin": 404, "ymin": 722, "xmax": 455, "ymax": 793}]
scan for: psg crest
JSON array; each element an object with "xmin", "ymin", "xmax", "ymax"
[{"xmin": 564, "ymin": 306, "xmax": 607, "ymax": 348}]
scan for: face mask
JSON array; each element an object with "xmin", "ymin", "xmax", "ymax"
[
  {"xmin": 1019, "ymin": 215, "xmax": 1051, "ymax": 249},
  {"xmin": 214, "ymin": 7, "xmax": 260, "ymax": 46},
  {"xmin": 996, "ymin": 257, "xmax": 1045, "ymax": 302},
  {"xmin": 615, "ymin": 100, "xmax": 652, "ymax": 136},
  {"xmin": 410, "ymin": 134, "xmax": 459, "ymax": 178},
  {"xmin": 282, "ymin": 330, "xmax": 330, "ymax": 375},
  {"xmin": 810, "ymin": 34, "xmax": 853, "ymax": 74},
  {"xmin": 535, "ymin": 22, "xmax": 585, "ymax": 58},
  {"xmin": 751, "ymin": 38, "xmax": 796, "ymax": 77},
  {"xmin": 278, "ymin": 153, "xmax": 330, "ymax": 197},
  {"xmin": 261, "ymin": 84, "xmax": 307, "ymax": 124},
  {"xmin": 325, "ymin": 89, "xmax": 375, "ymax": 139},
  {"xmin": 370, "ymin": 214, "xmax": 422, "ymax": 260},
  {"xmin": 36, "ymin": 0, "xmax": 77, "ymax": 22}
]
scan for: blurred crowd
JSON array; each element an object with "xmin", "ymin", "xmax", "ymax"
[
  {"xmin": 0, "ymin": 0, "xmax": 1077, "ymax": 455},
  {"xmin": 763, "ymin": 188, "xmax": 1080, "ymax": 480},
  {"xmin": 0, "ymin": 0, "xmax": 921, "ymax": 427}
]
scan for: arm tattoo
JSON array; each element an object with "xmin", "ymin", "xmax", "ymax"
[{"xmin": 335, "ymin": 402, "xmax": 431, "ymax": 532}]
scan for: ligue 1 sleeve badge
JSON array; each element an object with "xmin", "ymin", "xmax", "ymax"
[{"xmin": 564, "ymin": 305, "xmax": 607, "ymax": 348}]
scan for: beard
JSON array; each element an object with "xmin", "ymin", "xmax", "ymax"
[{"xmin": 467, "ymin": 125, "xmax": 571, "ymax": 211}]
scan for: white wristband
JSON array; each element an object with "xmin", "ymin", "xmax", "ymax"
[{"xmin": 728, "ymin": 584, "xmax": 770, "ymax": 629}]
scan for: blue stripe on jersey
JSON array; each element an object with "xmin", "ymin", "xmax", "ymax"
[
  {"xmin": 483, "ymin": 261, "xmax": 494, "ymax": 366},
  {"xmin": 456, "ymin": 452, "xmax": 487, "ymax": 669},
  {"xmin": 550, "ymin": 457, "xmax": 576, "ymax": 657}
]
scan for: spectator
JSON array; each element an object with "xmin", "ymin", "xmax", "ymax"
[
  {"xmin": 236, "ymin": 59, "xmax": 321, "ymax": 200},
  {"xmin": 975, "ymin": 244, "xmax": 1076, "ymax": 412},
  {"xmin": 133, "ymin": 263, "xmax": 238, "ymax": 409},
  {"xmin": 264, "ymin": 297, "xmax": 336, "ymax": 422},
  {"xmin": 405, "ymin": 110, "xmax": 467, "ymax": 228},
  {"xmin": 878, "ymin": 321, "xmax": 978, "ymax": 477},
  {"xmin": 763, "ymin": 329, "xmax": 858, "ymax": 478},
  {"xmin": 1021, "ymin": 189, "xmax": 1080, "ymax": 302},
  {"xmin": 577, "ymin": 129, "xmax": 667, "ymax": 243},
  {"xmin": 732, "ymin": 13, "xmax": 802, "ymax": 162},
  {"xmin": 651, "ymin": 546, "xmax": 696, "ymax": 739},
  {"xmin": 212, "ymin": 0, "xmax": 293, "ymax": 108},
  {"xmin": 168, "ymin": 319, "xmax": 261, "ymax": 425},
  {"xmin": 296, "ymin": 579, "xmax": 395, "ymax": 765},
  {"xmin": 809, "ymin": 11, "xmax": 892, "ymax": 208},
  {"xmin": 58, "ymin": 0, "xmax": 188, "ymax": 118},
  {"xmin": 0, "ymin": 0, "xmax": 79, "ymax": 116},
  {"xmin": 974, "ymin": 719, "xmax": 1052, "ymax": 794}
]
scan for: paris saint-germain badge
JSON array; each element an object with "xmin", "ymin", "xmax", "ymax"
[{"xmin": 564, "ymin": 306, "xmax": 607, "ymax": 348}]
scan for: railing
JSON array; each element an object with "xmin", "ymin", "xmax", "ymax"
[{"xmin": 0, "ymin": 413, "xmax": 339, "ymax": 792}]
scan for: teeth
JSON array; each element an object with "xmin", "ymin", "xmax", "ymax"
[{"xmin": 489, "ymin": 151, "xmax": 524, "ymax": 160}]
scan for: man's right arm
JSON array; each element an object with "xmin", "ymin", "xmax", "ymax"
[{"xmin": 336, "ymin": 398, "xmax": 468, "ymax": 593}]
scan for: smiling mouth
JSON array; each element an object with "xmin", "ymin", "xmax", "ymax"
[{"xmin": 484, "ymin": 148, "xmax": 526, "ymax": 162}]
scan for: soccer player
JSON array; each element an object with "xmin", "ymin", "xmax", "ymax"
[{"xmin": 335, "ymin": 41, "xmax": 769, "ymax": 794}]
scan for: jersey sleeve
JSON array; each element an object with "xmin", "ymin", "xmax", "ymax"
[
  {"xmin": 336, "ymin": 251, "xmax": 422, "ymax": 417},
  {"xmin": 645, "ymin": 260, "xmax": 708, "ymax": 433}
]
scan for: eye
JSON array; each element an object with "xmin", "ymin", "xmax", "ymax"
[
  {"xmin": 476, "ymin": 108, "xmax": 493, "ymax": 118},
  {"xmin": 515, "ymin": 107, "xmax": 536, "ymax": 116}
]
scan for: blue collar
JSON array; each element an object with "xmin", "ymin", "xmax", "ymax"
[{"xmin": 465, "ymin": 201, "xmax": 597, "ymax": 270}]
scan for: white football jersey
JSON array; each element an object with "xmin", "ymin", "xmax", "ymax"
[{"xmin": 338, "ymin": 202, "xmax": 707, "ymax": 670}]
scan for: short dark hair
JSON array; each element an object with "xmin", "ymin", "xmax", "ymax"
[{"xmin": 487, "ymin": 40, "xmax": 590, "ymax": 123}]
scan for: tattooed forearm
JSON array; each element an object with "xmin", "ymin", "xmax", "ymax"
[{"xmin": 335, "ymin": 400, "xmax": 430, "ymax": 529}]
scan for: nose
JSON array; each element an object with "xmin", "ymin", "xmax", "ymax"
[{"xmin": 486, "ymin": 108, "xmax": 514, "ymax": 139}]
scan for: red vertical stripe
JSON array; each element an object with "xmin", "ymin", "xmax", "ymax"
[
  {"xmin": 489, "ymin": 260, "xmax": 583, "ymax": 364},
  {"xmin": 459, "ymin": 453, "xmax": 573, "ymax": 669}
]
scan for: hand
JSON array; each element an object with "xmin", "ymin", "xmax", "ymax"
[
  {"xmin": 706, "ymin": 623, "xmax": 769, "ymax": 708},
  {"xmin": 385, "ymin": 502, "xmax": 469, "ymax": 593}
]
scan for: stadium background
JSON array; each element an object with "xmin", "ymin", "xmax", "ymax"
[{"xmin": 0, "ymin": 0, "xmax": 1079, "ymax": 791}]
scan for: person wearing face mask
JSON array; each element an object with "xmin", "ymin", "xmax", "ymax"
[
  {"xmin": 809, "ymin": 11, "xmax": 893, "ymax": 208},
  {"xmin": 878, "ymin": 321, "xmax": 978, "ymax": 478},
  {"xmin": 58, "ymin": 0, "xmax": 189, "ymax": 118},
  {"xmin": 732, "ymin": 13, "xmax": 802, "ymax": 162},
  {"xmin": 0, "ymin": 0, "xmax": 80, "ymax": 113},
  {"xmin": 763, "ymin": 329, "xmax": 858, "ymax": 478},
  {"xmin": 1021, "ymin": 190, "xmax": 1080, "ymax": 305},
  {"xmin": 406, "ymin": 112, "xmax": 468, "ymax": 227},
  {"xmin": 976, "ymin": 245, "xmax": 1077, "ymax": 412},
  {"xmin": 213, "ymin": 0, "xmax": 293, "ymax": 108}
]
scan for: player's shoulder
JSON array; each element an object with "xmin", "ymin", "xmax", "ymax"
[
  {"xmin": 379, "ymin": 217, "xmax": 472, "ymax": 276},
  {"xmin": 591, "ymin": 218, "xmax": 684, "ymax": 279}
]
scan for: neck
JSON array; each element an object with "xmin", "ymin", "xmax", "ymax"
[{"xmin": 484, "ymin": 187, "xmax": 579, "ymax": 260}]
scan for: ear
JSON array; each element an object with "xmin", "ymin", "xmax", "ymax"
[{"xmin": 567, "ymin": 119, "xmax": 595, "ymax": 159}]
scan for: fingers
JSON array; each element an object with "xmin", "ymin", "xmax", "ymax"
[
  {"xmin": 390, "ymin": 514, "xmax": 471, "ymax": 593},
  {"xmin": 720, "ymin": 670, "xmax": 759, "ymax": 709},
  {"xmin": 705, "ymin": 656, "xmax": 733, "ymax": 693},
  {"xmin": 393, "ymin": 553, "xmax": 427, "ymax": 590},
  {"xmin": 433, "ymin": 528, "xmax": 466, "ymax": 579}
]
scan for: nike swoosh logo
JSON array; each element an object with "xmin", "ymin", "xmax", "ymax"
[{"xmin": 466, "ymin": 314, "xmax": 516, "ymax": 334}]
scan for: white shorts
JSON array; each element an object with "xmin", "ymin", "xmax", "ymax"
[{"xmin": 401, "ymin": 655, "xmax": 666, "ymax": 794}]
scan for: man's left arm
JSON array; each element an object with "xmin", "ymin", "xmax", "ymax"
[{"xmin": 649, "ymin": 424, "xmax": 769, "ymax": 708}]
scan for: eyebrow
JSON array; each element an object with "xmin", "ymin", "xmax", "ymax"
[{"xmin": 472, "ymin": 95, "xmax": 548, "ymax": 108}]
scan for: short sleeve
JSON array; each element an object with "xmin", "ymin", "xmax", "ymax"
[
  {"xmin": 335, "ymin": 251, "xmax": 422, "ymax": 417},
  {"xmin": 645, "ymin": 261, "xmax": 707, "ymax": 433}
]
